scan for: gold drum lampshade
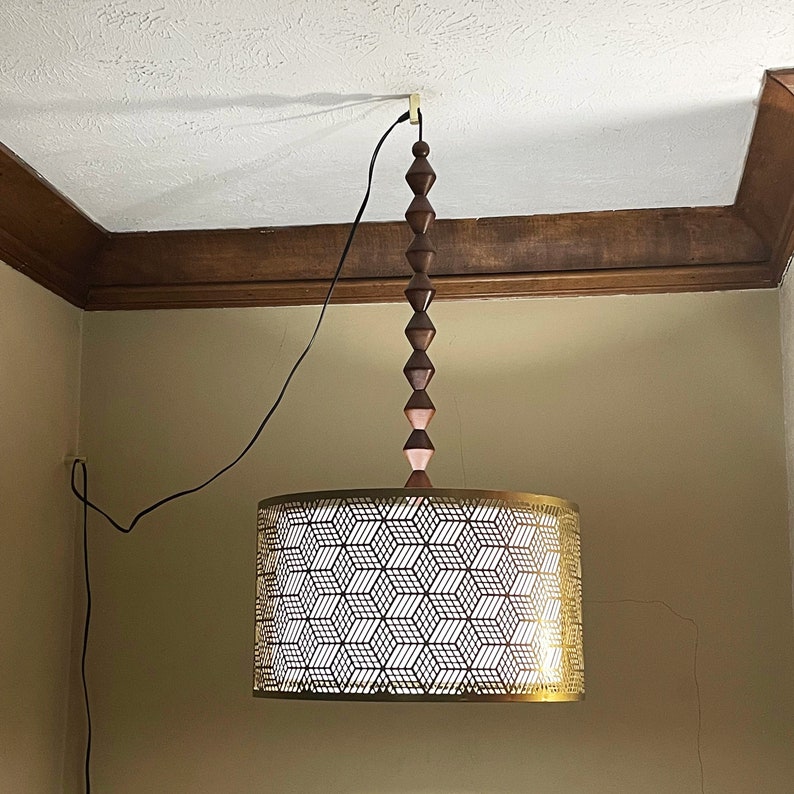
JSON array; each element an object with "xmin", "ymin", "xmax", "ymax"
[{"xmin": 254, "ymin": 488, "xmax": 583, "ymax": 701}]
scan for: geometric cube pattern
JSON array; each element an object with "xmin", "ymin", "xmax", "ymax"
[{"xmin": 254, "ymin": 488, "xmax": 583, "ymax": 701}]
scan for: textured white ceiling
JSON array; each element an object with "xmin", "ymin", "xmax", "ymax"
[{"xmin": 0, "ymin": 1, "xmax": 791, "ymax": 232}]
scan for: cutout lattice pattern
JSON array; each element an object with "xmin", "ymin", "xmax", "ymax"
[{"xmin": 254, "ymin": 489, "xmax": 583, "ymax": 701}]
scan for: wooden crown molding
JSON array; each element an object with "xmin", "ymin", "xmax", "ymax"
[
  {"xmin": 735, "ymin": 69, "xmax": 794, "ymax": 283},
  {"xmin": 1, "ymin": 69, "xmax": 793, "ymax": 310},
  {"xmin": 0, "ymin": 142, "xmax": 106, "ymax": 307},
  {"xmin": 87, "ymin": 208, "xmax": 771, "ymax": 309}
]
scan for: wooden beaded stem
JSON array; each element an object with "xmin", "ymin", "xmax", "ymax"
[{"xmin": 403, "ymin": 139, "xmax": 437, "ymax": 488}]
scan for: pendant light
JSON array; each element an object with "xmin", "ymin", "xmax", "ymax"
[{"xmin": 253, "ymin": 117, "xmax": 584, "ymax": 702}]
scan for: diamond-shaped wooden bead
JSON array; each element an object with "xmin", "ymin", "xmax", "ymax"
[
  {"xmin": 405, "ymin": 273, "xmax": 435, "ymax": 312},
  {"xmin": 403, "ymin": 350, "xmax": 434, "ymax": 390},
  {"xmin": 403, "ymin": 429, "xmax": 434, "ymax": 470},
  {"xmin": 405, "ymin": 311, "xmax": 436, "ymax": 350},
  {"xmin": 404, "ymin": 390, "xmax": 435, "ymax": 430},
  {"xmin": 405, "ymin": 195, "xmax": 435, "ymax": 234},
  {"xmin": 405, "ymin": 469, "xmax": 433, "ymax": 488},
  {"xmin": 405, "ymin": 235, "xmax": 436, "ymax": 273},
  {"xmin": 405, "ymin": 157, "xmax": 436, "ymax": 197}
]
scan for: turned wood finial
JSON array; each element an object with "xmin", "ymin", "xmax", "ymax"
[{"xmin": 403, "ymin": 137, "xmax": 437, "ymax": 488}]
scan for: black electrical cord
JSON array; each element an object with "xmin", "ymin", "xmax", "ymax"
[
  {"xmin": 77, "ymin": 461, "xmax": 92, "ymax": 794},
  {"xmin": 70, "ymin": 109, "xmax": 411, "ymax": 794},
  {"xmin": 70, "ymin": 109, "xmax": 410, "ymax": 532}
]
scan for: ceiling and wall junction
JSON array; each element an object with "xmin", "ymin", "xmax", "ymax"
[{"xmin": 0, "ymin": 2, "xmax": 792, "ymax": 308}]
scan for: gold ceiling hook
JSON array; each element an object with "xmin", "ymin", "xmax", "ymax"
[{"xmin": 409, "ymin": 93, "xmax": 421, "ymax": 125}]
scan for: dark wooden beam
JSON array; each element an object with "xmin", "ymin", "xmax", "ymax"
[
  {"xmin": 735, "ymin": 69, "xmax": 794, "ymax": 283},
  {"xmin": 87, "ymin": 206, "xmax": 769, "ymax": 309},
  {"xmin": 86, "ymin": 262, "xmax": 775, "ymax": 310},
  {"xmin": 0, "ymin": 142, "xmax": 106, "ymax": 307}
]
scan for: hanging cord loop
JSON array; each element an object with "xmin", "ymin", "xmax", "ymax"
[{"xmin": 70, "ymin": 110, "xmax": 411, "ymax": 533}]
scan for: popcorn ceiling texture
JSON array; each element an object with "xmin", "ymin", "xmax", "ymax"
[{"xmin": 0, "ymin": 0, "xmax": 791, "ymax": 232}]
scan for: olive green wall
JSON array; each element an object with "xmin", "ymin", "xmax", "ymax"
[
  {"xmin": 77, "ymin": 290, "xmax": 793, "ymax": 792},
  {"xmin": 0, "ymin": 263, "xmax": 83, "ymax": 793}
]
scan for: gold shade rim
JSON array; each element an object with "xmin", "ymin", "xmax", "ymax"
[
  {"xmin": 258, "ymin": 487, "xmax": 579, "ymax": 514},
  {"xmin": 252, "ymin": 689, "xmax": 584, "ymax": 702}
]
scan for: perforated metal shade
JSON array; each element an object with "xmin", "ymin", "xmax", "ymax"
[{"xmin": 253, "ymin": 488, "xmax": 584, "ymax": 701}]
